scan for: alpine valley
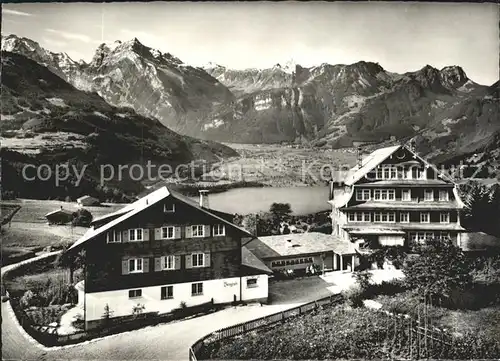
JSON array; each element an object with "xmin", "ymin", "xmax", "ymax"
[{"xmin": 2, "ymin": 34, "xmax": 499, "ymax": 195}]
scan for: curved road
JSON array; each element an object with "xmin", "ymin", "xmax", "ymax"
[{"xmin": 2, "ymin": 255, "xmax": 317, "ymax": 360}]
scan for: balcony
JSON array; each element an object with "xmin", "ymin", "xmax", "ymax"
[
  {"xmin": 342, "ymin": 200, "xmax": 462, "ymax": 211},
  {"xmin": 344, "ymin": 222, "xmax": 465, "ymax": 232}
]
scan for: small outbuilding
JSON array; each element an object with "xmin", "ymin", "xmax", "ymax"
[
  {"xmin": 244, "ymin": 232, "xmax": 359, "ymax": 275},
  {"xmin": 45, "ymin": 207, "xmax": 74, "ymax": 225},
  {"xmin": 77, "ymin": 195, "xmax": 100, "ymax": 207}
]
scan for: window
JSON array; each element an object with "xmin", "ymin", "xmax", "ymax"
[
  {"xmin": 438, "ymin": 232, "xmax": 451, "ymax": 240},
  {"xmin": 107, "ymin": 230, "xmax": 122, "ymax": 243},
  {"xmin": 161, "ymin": 226, "xmax": 175, "ymax": 239},
  {"xmin": 128, "ymin": 258, "xmax": 143, "ymax": 273},
  {"xmin": 383, "ymin": 167, "xmax": 390, "ymax": 179},
  {"xmin": 402, "ymin": 189, "xmax": 411, "ymax": 201},
  {"xmin": 192, "ymin": 225, "xmax": 205, "ymax": 238},
  {"xmin": 129, "ymin": 289, "xmax": 142, "ymax": 298},
  {"xmin": 420, "ymin": 212, "xmax": 430, "ymax": 223},
  {"xmin": 162, "ymin": 255, "xmax": 175, "ymax": 270},
  {"xmin": 246, "ymin": 278, "xmax": 258, "ymax": 288},
  {"xmin": 439, "ymin": 190, "xmax": 449, "ymax": 201},
  {"xmin": 425, "ymin": 232, "xmax": 434, "ymax": 239},
  {"xmin": 373, "ymin": 189, "xmax": 395, "ymax": 201},
  {"xmin": 191, "ymin": 282, "xmax": 203, "ymax": 296},
  {"xmin": 412, "ymin": 167, "xmax": 422, "ymax": 179},
  {"xmin": 348, "ymin": 213, "xmax": 356, "ymax": 222},
  {"xmin": 213, "ymin": 224, "xmax": 225, "ymax": 236},
  {"xmin": 424, "ymin": 190, "xmax": 434, "ymax": 201},
  {"xmin": 400, "ymin": 212, "xmax": 410, "ymax": 223},
  {"xmin": 440, "ymin": 212, "xmax": 450, "ymax": 224},
  {"xmin": 161, "ymin": 286, "xmax": 173, "ymax": 300},
  {"xmin": 388, "ymin": 190, "xmax": 395, "ymax": 200},
  {"xmin": 363, "ymin": 212, "xmax": 371, "ymax": 222},
  {"xmin": 129, "ymin": 228, "xmax": 143, "ymax": 242},
  {"xmin": 192, "ymin": 253, "xmax": 205, "ymax": 267},
  {"xmin": 164, "ymin": 203, "xmax": 175, "ymax": 213},
  {"xmin": 376, "ymin": 168, "xmax": 383, "ymax": 179},
  {"xmin": 374, "ymin": 212, "xmax": 396, "ymax": 223},
  {"xmin": 356, "ymin": 189, "xmax": 370, "ymax": 201},
  {"xmin": 390, "ymin": 167, "xmax": 397, "ymax": 179}
]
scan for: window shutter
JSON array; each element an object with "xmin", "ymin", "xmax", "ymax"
[
  {"xmin": 174, "ymin": 226, "xmax": 182, "ymax": 239},
  {"xmin": 204, "ymin": 252, "xmax": 211, "ymax": 268},
  {"xmin": 122, "ymin": 230, "xmax": 129, "ymax": 242},
  {"xmin": 143, "ymin": 258, "xmax": 150, "ymax": 273},
  {"xmin": 185, "ymin": 226, "xmax": 193, "ymax": 238},
  {"xmin": 174, "ymin": 255, "xmax": 181, "ymax": 269},
  {"xmin": 185, "ymin": 254, "xmax": 192, "ymax": 269},
  {"xmin": 154, "ymin": 257, "xmax": 161, "ymax": 272},
  {"xmin": 122, "ymin": 258, "xmax": 129, "ymax": 275},
  {"xmin": 204, "ymin": 225, "xmax": 211, "ymax": 237},
  {"xmin": 154, "ymin": 228, "xmax": 161, "ymax": 240},
  {"xmin": 143, "ymin": 228, "xmax": 149, "ymax": 241}
]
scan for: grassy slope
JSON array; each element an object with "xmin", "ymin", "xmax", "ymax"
[{"xmin": 1, "ymin": 51, "xmax": 238, "ymax": 199}]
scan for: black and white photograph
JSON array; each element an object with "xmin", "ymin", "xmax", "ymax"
[{"xmin": 1, "ymin": 1, "xmax": 499, "ymax": 360}]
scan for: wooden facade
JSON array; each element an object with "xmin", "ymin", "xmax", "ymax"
[
  {"xmin": 67, "ymin": 187, "xmax": 270, "ymax": 327},
  {"xmin": 330, "ymin": 144, "xmax": 465, "ymax": 248},
  {"xmin": 85, "ymin": 198, "xmax": 258, "ymax": 293}
]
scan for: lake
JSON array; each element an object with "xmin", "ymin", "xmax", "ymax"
[{"xmin": 190, "ymin": 186, "xmax": 331, "ymax": 215}]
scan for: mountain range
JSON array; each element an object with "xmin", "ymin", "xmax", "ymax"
[
  {"xmin": 0, "ymin": 48, "xmax": 237, "ymax": 200},
  {"xmin": 2, "ymin": 34, "xmax": 499, "ymax": 179}
]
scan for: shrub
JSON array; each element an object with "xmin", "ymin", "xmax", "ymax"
[
  {"xmin": 403, "ymin": 238, "xmax": 472, "ymax": 301},
  {"xmin": 25, "ymin": 304, "xmax": 66, "ymax": 326},
  {"xmin": 353, "ymin": 271, "xmax": 373, "ymax": 291},
  {"xmin": 20, "ymin": 290, "xmax": 40, "ymax": 308},
  {"xmin": 132, "ymin": 303, "xmax": 145, "ymax": 316},
  {"xmin": 71, "ymin": 208, "xmax": 93, "ymax": 227},
  {"xmin": 342, "ymin": 285, "xmax": 364, "ymax": 308}
]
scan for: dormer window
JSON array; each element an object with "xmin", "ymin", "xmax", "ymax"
[{"xmin": 164, "ymin": 203, "xmax": 175, "ymax": 213}]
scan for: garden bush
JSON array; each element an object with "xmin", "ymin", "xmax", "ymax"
[
  {"xmin": 342, "ymin": 285, "xmax": 364, "ymax": 308},
  {"xmin": 353, "ymin": 270, "xmax": 373, "ymax": 291},
  {"xmin": 25, "ymin": 304, "xmax": 68, "ymax": 326},
  {"xmin": 198, "ymin": 303, "xmax": 500, "ymax": 360}
]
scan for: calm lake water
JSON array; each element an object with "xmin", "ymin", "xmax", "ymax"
[{"xmin": 190, "ymin": 186, "xmax": 331, "ymax": 215}]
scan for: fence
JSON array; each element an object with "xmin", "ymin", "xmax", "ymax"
[
  {"xmin": 8, "ymin": 294, "xmax": 222, "ymax": 347},
  {"xmin": 189, "ymin": 294, "xmax": 344, "ymax": 361},
  {"xmin": 188, "ymin": 294, "xmax": 465, "ymax": 361}
]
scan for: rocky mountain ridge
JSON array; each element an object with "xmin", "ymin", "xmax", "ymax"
[
  {"xmin": 2, "ymin": 34, "xmax": 498, "ymax": 173},
  {"xmin": 0, "ymin": 51, "xmax": 238, "ymax": 199}
]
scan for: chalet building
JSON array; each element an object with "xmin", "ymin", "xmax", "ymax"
[
  {"xmin": 330, "ymin": 144, "xmax": 466, "ymax": 249},
  {"xmin": 45, "ymin": 206, "xmax": 73, "ymax": 225},
  {"xmin": 245, "ymin": 233, "xmax": 359, "ymax": 274},
  {"xmin": 67, "ymin": 187, "xmax": 271, "ymax": 330},
  {"xmin": 77, "ymin": 195, "xmax": 100, "ymax": 207}
]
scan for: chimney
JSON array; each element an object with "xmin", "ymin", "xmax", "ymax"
[
  {"xmin": 357, "ymin": 146, "xmax": 363, "ymax": 167},
  {"xmin": 199, "ymin": 190, "xmax": 209, "ymax": 208}
]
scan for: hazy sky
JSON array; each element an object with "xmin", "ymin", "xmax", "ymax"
[{"xmin": 2, "ymin": 2, "xmax": 499, "ymax": 84}]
